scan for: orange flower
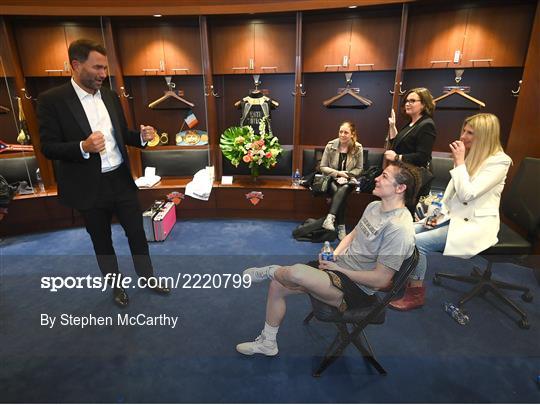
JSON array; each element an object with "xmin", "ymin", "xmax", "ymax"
[
  {"xmin": 243, "ymin": 154, "xmax": 252, "ymax": 163},
  {"xmin": 265, "ymin": 152, "xmax": 272, "ymax": 158}
]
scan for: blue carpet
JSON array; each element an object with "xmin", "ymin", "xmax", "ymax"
[{"xmin": 1, "ymin": 219, "xmax": 539, "ymax": 403}]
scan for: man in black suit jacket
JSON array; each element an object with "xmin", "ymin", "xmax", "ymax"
[{"xmin": 38, "ymin": 39, "xmax": 169, "ymax": 307}]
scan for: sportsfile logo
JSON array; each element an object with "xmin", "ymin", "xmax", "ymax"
[{"xmin": 40, "ymin": 273, "xmax": 252, "ymax": 292}]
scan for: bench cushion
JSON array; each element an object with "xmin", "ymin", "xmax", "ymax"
[
  {"xmin": 140, "ymin": 148, "xmax": 209, "ymax": 177},
  {"xmin": 0, "ymin": 156, "xmax": 39, "ymax": 183}
]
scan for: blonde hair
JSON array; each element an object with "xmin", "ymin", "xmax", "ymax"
[
  {"xmin": 463, "ymin": 113, "xmax": 504, "ymax": 176},
  {"xmin": 339, "ymin": 121, "xmax": 360, "ymax": 155}
]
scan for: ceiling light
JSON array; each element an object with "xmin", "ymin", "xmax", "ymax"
[
  {"xmin": 153, "ymin": 14, "xmax": 163, "ymax": 17},
  {"xmin": 348, "ymin": 5, "xmax": 358, "ymax": 8}
]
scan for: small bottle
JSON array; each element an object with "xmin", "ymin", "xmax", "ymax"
[
  {"xmin": 292, "ymin": 168, "xmax": 301, "ymax": 187},
  {"xmin": 321, "ymin": 241, "xmax": 334, "ymax": 261},
  {"xmin": 35, "ymin": 168, "xmax": 45, "ymax": 193},
  {"xmin": 443, "ymin": 302, "xmax": 470, "ymax": 325},
  {"xmin": 427, "ymin": 200, "xmax": 442, "ymax": 223}
]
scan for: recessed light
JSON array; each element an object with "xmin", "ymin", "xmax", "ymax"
[
  {"xmin": 348, "ymin": 5, "xmax": 358, "ymax": 8},
  {"xmin": 153, "ymin": 14, "xmax": 163, "ymax": 17}
]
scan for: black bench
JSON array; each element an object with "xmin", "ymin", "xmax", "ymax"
[
  {"xmin": 140, "ymin": 148, "xmax": 210, "ymax": 177},
  {"xmin": 0, "ymin": 155, "xmax": 39, "ymax": 184}
]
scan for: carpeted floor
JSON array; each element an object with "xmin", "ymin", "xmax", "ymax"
[{"xmin": 1, "ymin": 219, "xmax": 539, "ymax": 403}]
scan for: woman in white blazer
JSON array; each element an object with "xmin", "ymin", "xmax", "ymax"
[{"xmin": 390, "ymin": 113, "xmax": 512, "ymax": 311}]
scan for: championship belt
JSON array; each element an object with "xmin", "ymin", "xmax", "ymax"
[{"xmin": 176, "ymin": 130, "xmax": 208, "ymax": 146}]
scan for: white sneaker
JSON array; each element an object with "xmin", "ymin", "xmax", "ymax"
[
  {"xmin": 236, "ymin": 334, "xmax": 278, "ymax": 356},
  {"xmin": 243, "ymin": 265, "xmax": 279, "ymax": 283},
  {"xmin": 337, "ymin": 225, "xmax": 347, "ymax": 241},
  {"xmin": 322, "ymin": 214, "xmax": 336, "ymax": 231}
]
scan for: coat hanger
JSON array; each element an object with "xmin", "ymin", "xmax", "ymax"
[
  {"xmin": 148, "ymin": 76, "xmax": 195, "ymax": 110},
  {"xmin": 0, "ymin": 104, "xmax": 9, "ymax": 114},
  {"xmin": 323, "ymin": 73, "xmax": 372, "ymax": 108},
  {"xmin": 234, "ymin": 75, "xmax": 279, "ymax": 108},
  {"xmin": 433, "ymin": 70, "xmax": 486, "ymax": 108}
]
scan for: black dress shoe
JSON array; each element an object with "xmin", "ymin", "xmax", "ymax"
[
  {"xmin": 113, "ymin": 287, "xmax": 129, "ymax": 307},
  {"xmin": 148, "ymin": 285, "xmax": 171, "ymax": 295}
]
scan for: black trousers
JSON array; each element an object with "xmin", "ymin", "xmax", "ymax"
[
  {"xmin": 327, "ymin": 182, "xmax": 354, "ymax": 226},
  {"xmin": 79, "ymin": 165, "xmax": 154, "ymax": 278}
]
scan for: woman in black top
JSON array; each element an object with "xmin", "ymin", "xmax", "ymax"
[{"xmin": 384, "ymin": 87, "xmax": 436, "ymax": 196}]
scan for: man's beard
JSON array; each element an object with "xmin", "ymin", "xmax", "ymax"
[{"xmin": 81, "ymin": 77, "xmax": 102, "ymax": 91}]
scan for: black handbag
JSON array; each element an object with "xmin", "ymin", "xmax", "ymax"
[
  {"xmin": 417, "ymin": 164, "xmax": 434, "ymax": 197},
  {"xmin": 310, "ymin": 175, "xmax": 332, "ymax": 196}
]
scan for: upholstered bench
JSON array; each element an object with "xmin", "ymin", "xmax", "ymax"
[
  {"xmin": 0, "ymin": 155, "xmax": 39, "ymax": 184},
  {"xmin": 140, "ymin": 147, "xmax": 210, "ymax": 177}
]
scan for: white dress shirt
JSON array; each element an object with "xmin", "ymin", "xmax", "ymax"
[{"xmin": 72, "ymin": 78, "xmax": 122, "ymax": 173}]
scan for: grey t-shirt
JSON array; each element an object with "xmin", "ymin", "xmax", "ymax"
[{"xmin": 336, "ymin": 201, "xmax": 415, "ymax": 295}]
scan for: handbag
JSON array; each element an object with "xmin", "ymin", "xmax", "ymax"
[
  {"xmin": 417, "ymin": 163, "xmax": 434, "ymax": 197},
  {"xmin": 310, "ymin": 174, "xmax": 332, "ymax": 196}
]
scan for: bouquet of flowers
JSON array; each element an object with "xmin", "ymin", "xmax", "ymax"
[{"xmin": 219, "ymin": 117, "xmax": 283, "ymax": 178}]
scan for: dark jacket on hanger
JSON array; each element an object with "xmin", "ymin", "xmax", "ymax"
[{"xmin": 389, "ymin": 115, "xmax": 436, "ymax": 167}]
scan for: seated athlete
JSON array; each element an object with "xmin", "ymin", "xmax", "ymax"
[{"xmin": 236, "ymin": 161, "xmax": 419, "ymax": 356}]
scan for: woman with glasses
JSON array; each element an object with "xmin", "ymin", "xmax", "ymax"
[
  {"xmin": 384, "ymin": 87, "xmax": 436, "ymax": 197},
  {"xmin": 389, "ymin": 113, "xmax": 512, "ymax": 311}
]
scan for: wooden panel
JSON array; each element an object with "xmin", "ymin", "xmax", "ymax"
[
  {"xmin": 161, "ymin": 25, "xmax": 203, "ymax": 75},
  {"xmin": 404, "ymin": 7, "xmax": 468, "ymax": 69},
  {"xmin": 2, "ymin": 1, "xmax": 410, "ymax": 17},
  {"xmin": 64, "ymin": 25, "xmax": 103, "ymax": 48},
  {"xmin": 15, "ymin": 25, "xmax": 69, "ymax": 76},
  {"xmin": 116, "ymin": 27, "xmax": 164, "ymax": 76},
  {"xmin": 506, "ymin": 0, "xmax": 540, "ymax": 170},
  {"xmin": 210, "ymin": 23, "xmax": 253, "ymax": 74},
  {"xmin": 349, "ymin": 13, "xmax": 401, "ymax": 71},
  {"xmin": 302, "ymin": 19, "xmax": 352, "ymax": 72},
  {"xmin": 461, "ymin": 3, "xmax": 535, "ymax": 68},
  {"xmin": 253, "ymin": 22, "xmax": 295, "ymax": 73},
  {"xmin": 217, "ymin": 188, "xmax": 295, "ymax": 211}
]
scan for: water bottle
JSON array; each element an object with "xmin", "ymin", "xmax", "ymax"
[
  {"xmin": 292, "ymin": 168, "xmax": 301, "ymax": 187},
  {"xmin": 443, "ymin": 302, "xmax": 470, "ymax": 325},
  {"xmin": 35, "ymin": 168, "xmax": 45, "ymax": 193},
  {"xmin": 427, "ymin": 200, "xmax": 442, "ymax": 223},
  {"xmin": 321, "ymin": 241, "xmax": 334, "ymax": 261}
]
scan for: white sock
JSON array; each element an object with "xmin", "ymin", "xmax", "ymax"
[
  {"xmin": 263, "ymin": 322, "xmax": 279, "ymax": 342},
  {"xmin": 265, "ymin": 265, "xmax": 280, "ymax": 279}
]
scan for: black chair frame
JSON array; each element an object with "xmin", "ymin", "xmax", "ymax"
[
  {"xmin": 304, "ymin": 247, "xmax": 419, "ymax": 377},
  {"xmin": 433, "ymin": 157, "xmax": 540, "ymax": 329}
]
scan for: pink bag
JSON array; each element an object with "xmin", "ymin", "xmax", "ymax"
[{"xmin": 152, "ymin": 201, "xmax": 176, "ymax": 241}]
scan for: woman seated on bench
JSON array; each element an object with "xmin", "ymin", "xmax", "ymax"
[
  {"xmin": 389, "ymin": 113, "xmax": 512, "ymax": 311},
  {"xmin": 320, "ymin": 121, "xmax": 363, "ymax": 240}
]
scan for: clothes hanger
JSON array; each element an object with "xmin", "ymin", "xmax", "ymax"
[
  {"xmin": 323, "ymin": 73, "xmax": 372, "ymax": 108},
  {"xmin": 0, "ymin": 105, "xmax": 9, "ymax": 114},
  {"xmin": 148, "ymin": 76, "xmax": 195, "ymax": 110},
  {"xmin": 433, "ymin": 70, "xmax": 486, "ymax": 108},
  {"xmin": 234, "ymin": 75, "xmax": 279, "ymax": 108}
]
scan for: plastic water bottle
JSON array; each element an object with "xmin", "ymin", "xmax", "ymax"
[
  {"xmin": 443, "ymin": 302, "xmax": 470, "ymax": 325},
  {"xmin": 35, "ymin": 168, "xmax": 45, "ymax": 193},
  {"xmin": 321, "ymin": 241, "xmax": 334, "ymax": 261},
  {"xmin": 427, "ymin": 200, "xmax": 442, "ymax": 222},
  {"xmin": 292, "ymin": 168, "xmax": 301, "ymax": 187}
]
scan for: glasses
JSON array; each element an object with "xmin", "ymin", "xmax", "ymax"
[{"xmin": 405, "ymin": 99, "xmax": 421, "ymax": 104}]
